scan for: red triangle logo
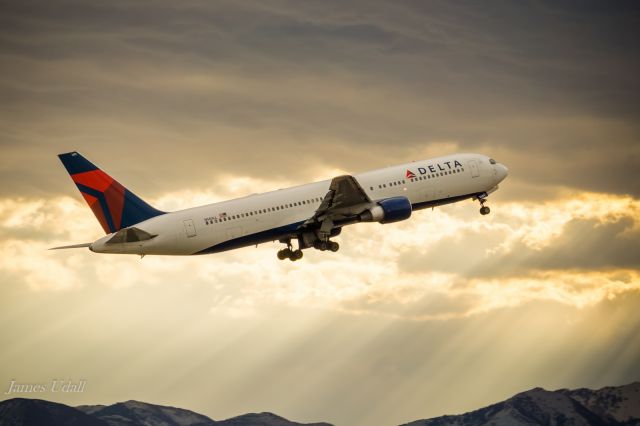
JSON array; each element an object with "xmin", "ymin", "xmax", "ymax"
[{"xmin": 406, "ymin": 170, "xmax": 416, "ymax": 179}]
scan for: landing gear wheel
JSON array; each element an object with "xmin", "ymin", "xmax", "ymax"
[
  {"xmin": 329, "ymin": 241, "xmax": 340, "ymax": 252},
  {"xmin": 277, "ymin": 248, "xmax": 292, "ymax": 260},
  {"xmin": 289, "ymin": 249, "xmax": 303, "ymax": 261},
  {"xmin": 318, "ymin": 241, "xmax": 329, "ymax": 251},
  {"xmin": 480, "ymin": 206, "xmax": 490, "ymax": 215}
]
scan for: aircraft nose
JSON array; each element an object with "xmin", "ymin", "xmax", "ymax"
[{"xmin": 495, "ymin": 163, "xmax": 508, "ymax": 182}]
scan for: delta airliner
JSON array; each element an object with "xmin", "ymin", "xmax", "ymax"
[{"xmin": 52, "ymin": 152, "xmax": 508, "ymax": 261}]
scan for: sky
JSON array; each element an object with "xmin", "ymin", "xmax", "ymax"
[{"xmin": 0, "ymin": 1, "xmax": 639, "ymax": 425}]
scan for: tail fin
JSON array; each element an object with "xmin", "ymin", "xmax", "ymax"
[{"xmin": 58, "ymin": 151, "xmax": 165, "ymax": 234}]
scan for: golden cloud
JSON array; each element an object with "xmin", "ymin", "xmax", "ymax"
[{"xmin": 0, "ymin": 189, "xmax": 637, "ymax": 321}]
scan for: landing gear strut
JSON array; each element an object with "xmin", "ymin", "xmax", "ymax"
[
  {"xmin": 277, "ymin": 239, "xmax": 304, "ymax": 262},
  {"xmin": 479, "ymin": 197, "xmax": 491, "ymax": 215}
]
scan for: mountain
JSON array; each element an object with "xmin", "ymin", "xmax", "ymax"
[
  {"xmin": 402, "ymin": 381, "xmax": 640, "ymax": 426},
  {"xmin": 559, "ymin": 382, "xmax": 640, "ymax": 424},
  {"xmin": 2, "ymin": 382, "xmax": 637, "ymax": 426},
  {"xmin": 76, "ymin": 400, "xmax": 215, "ymax": 425},
  {"xmin": 0, "ymin": 398, "xmax": 108, "ymax": 426},
  {"xmin": 0, "ymin": 399, "xmax": 332, "ymax": 426},
  {"xmin": 211, "ymin": 412, "xmax": 331, "ymax": 426}
]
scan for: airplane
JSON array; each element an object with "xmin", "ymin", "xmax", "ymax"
[{"xmin": 52, "ymin": 152, "xmax": 508, "ymax": 261}]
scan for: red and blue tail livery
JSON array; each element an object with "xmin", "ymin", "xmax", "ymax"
[{"xmin": 58, "ymin": 152, "xmax": 165, "ymax": 234}]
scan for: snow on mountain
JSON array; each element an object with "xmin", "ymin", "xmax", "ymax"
[
  {"xmin": 402, "ymin": 381, "xmax": 640, "ymax": 426},
  {"xmin": 560, "ymin": 381, "xmax": 640, "ymax": 423}
]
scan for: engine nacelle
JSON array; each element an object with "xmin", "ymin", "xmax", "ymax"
[{"xmin": 360, "ymin": 196, "xmax": 412, "ymax": 224}]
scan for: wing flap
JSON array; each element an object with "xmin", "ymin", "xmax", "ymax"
[{"xmin": 305, "ymin": 175, "xmax": 373, "ymax": 226}]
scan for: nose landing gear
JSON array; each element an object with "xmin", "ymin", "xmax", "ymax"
[{"xmin": 479, "ymin": 197, "xmax": 491, "ymax": 215}]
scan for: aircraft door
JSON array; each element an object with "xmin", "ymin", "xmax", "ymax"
[
  {"xmin": 183, "ymin": 219, "xmax": 197, "ymax": 238},
  {"xmin": 468, "ymin": 160, "xmax": 480, "ymax": 178}
]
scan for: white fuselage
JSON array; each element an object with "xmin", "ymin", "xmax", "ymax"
[{"xmin": 89, "ymin": 153, "xmax": 508, "ymax": 255}]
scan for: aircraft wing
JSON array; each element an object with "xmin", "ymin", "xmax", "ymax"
[{"xmin": 304, "ymin": 175, "xmax": 373, "ymax": 226}]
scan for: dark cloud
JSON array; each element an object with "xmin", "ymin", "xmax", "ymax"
[
  {"xmin": 476, "ymin": 216, "xmax": 640, "ymax": 275},
  {"xmin": 399, "ymin": 215, "xmax": 640, "ymax": 277},
  {"xmin": 1, "ymin": 0, "xmax": 639, "ymax": 199}
]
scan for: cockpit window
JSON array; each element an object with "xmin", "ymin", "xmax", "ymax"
[{"xmin": 489, "ymin": 158, "xmax": 496, "ymax": 164}]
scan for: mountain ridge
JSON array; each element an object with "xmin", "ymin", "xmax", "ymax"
[
  {"xmin": 401, "ymin": 381, "xmax": 640, "ymax": 426},
  {"xmin": 0, "ymin": 381, "xmax": 638, "ymax": 426},
  {"xmin": 0, "ymin": 398, "xmax": 332, "ymax": 426}
]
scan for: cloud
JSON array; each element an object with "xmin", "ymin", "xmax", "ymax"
[
  {"xmin": 1, "ymin": 190, "xmax": 637, "ymax": 321},
  {"xmin": 1, "ymin": 0, "xmax": 639, "ymax": 200},
  {"xmin": 398, "ymin": 192, "xmax": 640, "ymax": 276},
  {"xmin": 1, "ymin": 4, "xmax": 640, "ymax": 425}
]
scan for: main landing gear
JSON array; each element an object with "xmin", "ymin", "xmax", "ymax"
[
  {"xmin": 276, "ymin": 236, "xmax": 340, "ymax": 261},
  {"xmin": 313, "ymin": 240, "xmax": 339, "ymax": 252},
  {"xmin": 277, "ymin": 242, "xmax": 304, "ymax": 261},
  {"xmin": 478, "ymin": 197, "xmax": 491, "ymax": 215}
]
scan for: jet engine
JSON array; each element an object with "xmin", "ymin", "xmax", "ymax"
[{"xmin": 360, "ymin": 196, "xmax": 412, "ymax": 224}]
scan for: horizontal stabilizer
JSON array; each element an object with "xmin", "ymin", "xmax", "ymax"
[{"xmin": 49, "ymin": 243, "xmax": 92, "ymax": 250}]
